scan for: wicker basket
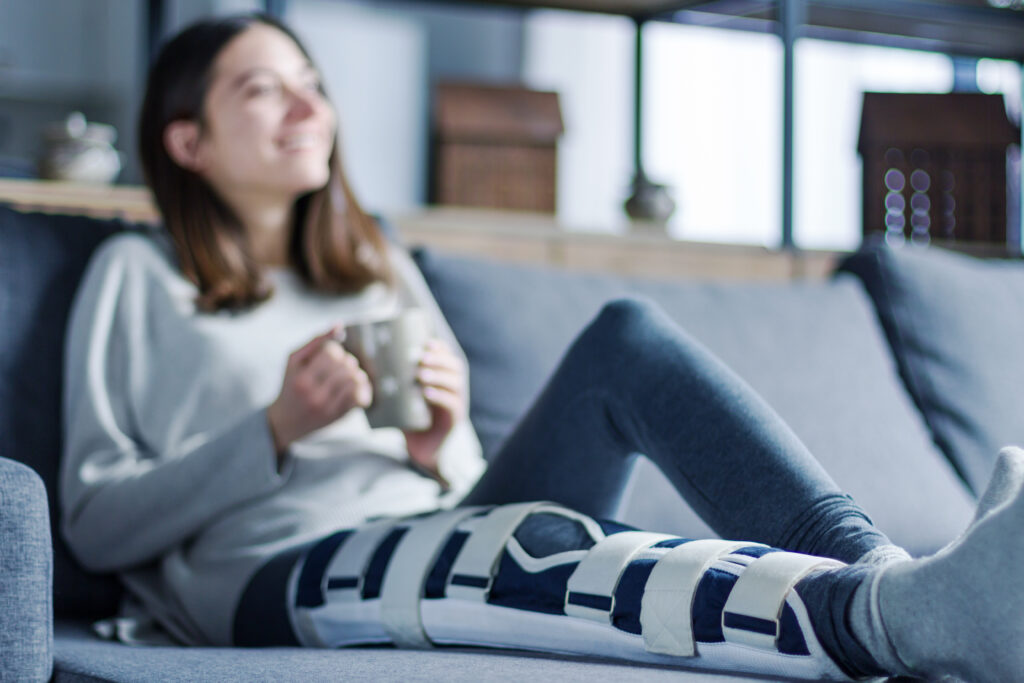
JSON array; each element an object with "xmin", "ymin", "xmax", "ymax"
[
  {"xmin": 432, "ymin": 82, "xmax": 563, "ymax": 213},
  {"xmin": 858, "ymin": 92, "xmax": 1019, "ymax": 248}
]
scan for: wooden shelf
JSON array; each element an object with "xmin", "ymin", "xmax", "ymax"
[
  {"xmin": 0, "ymin": 178, "xmax": 157, "ymax": 222},
  {"xmin": 392, "ymin": 206, "xmax": 841, "ymax": 280},
  {"xmin": 0, "ymin": 179, "xmax": 840, "ymax": 281}
]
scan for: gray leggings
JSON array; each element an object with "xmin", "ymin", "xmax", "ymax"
[{"xmin": 463, "ymin": 297, "xmax": 892, "ymax": 564}]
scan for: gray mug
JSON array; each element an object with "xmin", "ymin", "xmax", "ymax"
[{"xmin": 343, "ymin": 308, "xmax": 432, "ymax": 431}]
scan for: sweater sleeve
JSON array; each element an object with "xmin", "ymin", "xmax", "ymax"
[
  {"xmin": 60, "ymin": 236, "xmax": 288, "ymax": 573},
  {"xmin": 388, "ymin": 244, "xmax": 486, "ymax": 497}
]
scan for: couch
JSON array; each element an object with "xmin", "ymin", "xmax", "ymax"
[{"xmin": 2, "ymin": 199, "xmax": 1020, "ymax": 681}]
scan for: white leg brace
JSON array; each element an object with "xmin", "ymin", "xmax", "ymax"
[{"xmin": 287, "ymin": 504, "xmax": 853, "ymax": 681}]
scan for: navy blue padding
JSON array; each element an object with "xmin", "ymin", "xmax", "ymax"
[
  {"xmin": 451, "ymin": 574, "xmax": 490, "ymax": 588},
  {"xmin": 233, "ymin": 541, "xmax": 311, "ymax": 647},
  {"xmin": 776, "ymin": 601, "xmax": 809, "ymax": 655},
  {"xmin": 513, "ymin": 513, "xmax": 596, "ymax": 558},
  {"xmin": 567, "ymin": 593, "xmax": 613, "ymax": 611},
  {"xmin": 841, "ymin": 241, "xmax": 1024, "ymax": 495},
  {"xmin": 723, "ymin": 612, "xmax": 776, "ymax": 636},
  {"xmin": 691, "ymin": 568, "xmax": 731, "ymax": 643},
  {"xmin": 732, "ymin": 546, "xmax": 778, "ymax": 559},
  {"xmin": 0, "ymin": 204, "xmax": 156, "ymax": 619},
  {"xmin": 412, "ymin": 246, "xmax": 974, "ymax": 556},
  {"xmin": 362, "ymin": 528, "xmax": 407, "ymax": 599},
  {"xmin": 295, "ymin": 530, "xmax": 352, "ymax": 608},
  {"xmin": 597, "ymin": 518, "xmax": 638, "ymax": 536},
  {"xmin": 488, "ymin": 552, "xmax": 576, "ymax": 615},
  {"xmin": 426, "ymin": 531, "xmax": 469, "ymax": 598},
  {"xmin": 612, "ymin": 559, "xmax": 657, "ymax": 635}
]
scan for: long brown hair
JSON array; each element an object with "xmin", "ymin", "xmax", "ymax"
[{"xmin": 138, "ymin": 13, "xmax": 393, "ymax": 312}]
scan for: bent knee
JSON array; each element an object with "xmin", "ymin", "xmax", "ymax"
[{"xmin": 589, "ymin": 297, "xmax": 664, "ymax": 341}]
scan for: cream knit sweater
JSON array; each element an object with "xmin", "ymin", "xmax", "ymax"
[{"xmin": 60, "ymin": 231, "xmax": 485, "ymax": 646}]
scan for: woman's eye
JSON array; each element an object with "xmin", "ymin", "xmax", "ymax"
[{"xmin": 246, "ymin": 81, "xmax": 280, "ymax": 97}]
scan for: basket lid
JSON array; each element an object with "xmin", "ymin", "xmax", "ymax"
[
  {"xmin": 435, "ymin": 82, "xmax": 564, "ymax": 144},
  {"xmin": 858, "ymin": 92, "xmax": 1019, "ymax": 151}
]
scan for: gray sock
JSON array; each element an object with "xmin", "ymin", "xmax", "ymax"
[
  {"xmin": 854, "ymin": 543, "xmax": 911, "ymax": 567},
  {"xmin": 851, "ymin": 446, "xmax": 1024, "ymax": 681},
  {"xmin": 792, "ymin": 542, "xmax": 910, "ymax": 677},
  {"xmin": 968, "ymin": 445, "xmax": 1024, "ymax": 525}
]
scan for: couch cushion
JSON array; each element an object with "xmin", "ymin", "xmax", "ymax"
[
  {"xmin": 0, "ymin": 204, "xmax": 147, "ymax": 618},
  {"xmin": 413, "ymin": 247, "xmax": 974, "ymax": 557},
  {"xmin": 840, "ymin": 241, "xmax": 1024, "ymax": 495},
  {"xmin": 52, "ymin": 619, "xmax": 769, "ymax": 682}
]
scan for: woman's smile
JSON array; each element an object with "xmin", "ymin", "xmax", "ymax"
[{"xmin": 278, "ymin": 131, "xmax": 323, "ymax": 152}]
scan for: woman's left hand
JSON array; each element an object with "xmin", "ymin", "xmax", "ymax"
[{"xmin": 404, "ymin": 338, "xmax": 467, "ymax": 483}]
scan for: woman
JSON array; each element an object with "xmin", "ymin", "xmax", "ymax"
[{"xmin": 61, "ymin": 13, "xmax": 1023, "ymax": 682}]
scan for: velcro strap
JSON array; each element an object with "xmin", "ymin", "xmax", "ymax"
[
  {"xmin": 565, "ymin": 531, "xmax": 674, "ymax": 623},
  {"xmin": 640, "ymin": 539, "xmax": 762, "ymax": 657},
  {"xmin": 322, "ymin": 519, "xmax": 396, "ymax": 602},
  {"xmin": 380, "ymin": 507, "xmax": 485, "ymax": 648},
  {"xmin": 721, "ymin": 551, "xmax": 845, "ymax": 651},
  {"xmin": 447, "ymin": 501, "xmax": 549, "ymax": 601}
]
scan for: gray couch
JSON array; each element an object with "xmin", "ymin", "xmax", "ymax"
[{"xmin": 3, "ymin": 202, "xmax": 1020, "ymax": 681}]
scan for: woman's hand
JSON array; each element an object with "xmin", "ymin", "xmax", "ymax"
[
  {"xmin": 404, "ymin": 338, "xmax": 468, "ymax": 482},
  {"xmin": 266, "ymin": 326, "xmax": 372, "ymax": 457}
]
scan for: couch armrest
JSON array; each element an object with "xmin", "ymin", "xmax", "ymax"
[{"xmin": 0, "ymin": 457, "xmax": 53, "ymax": 682}]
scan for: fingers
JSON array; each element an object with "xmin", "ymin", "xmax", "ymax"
[
  {"xmin": 290, "ymin": 325, "xmax": 343, "ymax": 367},
  {"xmin": 290, "ymin": 338, "xmax": 370, "ymax": 415},
  {"xmin": 418, "ymin": 338, "xmax": 459, "ymax": 364},
  {"xmin": 324, "ymin": 369, "xmax": 373, "ymax": 416},
  {"xmin": 295, "ymin": 358, "xmax": 371, "ymax": 423},
  {"xmin": 421, "ymin": 383, "xmax": 464, "ymax": 420},
  {"xmin": 416, "ymin": 365, "xmax": 462, "ymax": 394},
  {"xmin": 418, "ymin": 339, "xmax": 464, "ymax": 375},
  {"xmin": 416, "ymin": 339, "xmax": 465, "ymax": 410},
  {"xmin": 306, "ymin": 341, "xmax": 360, "ymax": 385}
]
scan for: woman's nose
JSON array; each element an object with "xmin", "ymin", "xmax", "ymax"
[{"xmin": 285, "ymin": 87, "xmax": 319, "ymax": 121}]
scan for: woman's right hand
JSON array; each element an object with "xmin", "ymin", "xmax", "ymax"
[{"xmin": 266, "ymin": 326, "xmax": 373, "ymax": 456}]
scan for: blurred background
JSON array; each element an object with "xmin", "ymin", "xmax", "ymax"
[{"xmin": 1, "ymin": 0, "xmax": 1022, "ymax": 251}]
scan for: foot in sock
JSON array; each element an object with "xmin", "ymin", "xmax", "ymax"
[
  {"xmin": 871, "ymin": 446, "xmax": 1024, "ymax": 682},
  {"xmin": 970, "ymin": 446, "xmax": 1024, "ymax": 524}
]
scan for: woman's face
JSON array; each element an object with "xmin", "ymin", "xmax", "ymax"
[{"xmin": 192, "ymin": 23, "xmax": 336, "ymax": 202}]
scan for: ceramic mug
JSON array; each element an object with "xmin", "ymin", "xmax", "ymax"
[{"xmin": 343, "ymin": 308, "xmax": 432, "ymax": 431}]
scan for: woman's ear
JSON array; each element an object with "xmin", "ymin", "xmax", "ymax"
[{"xmin": 163, "ymin": 120, "xmax": 206, "ymax": 171}]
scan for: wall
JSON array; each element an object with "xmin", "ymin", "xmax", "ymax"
[
  {"xmin": 287, "ymin": 0, "xmax": 427, "ymax": 212},
  {"xmin": 0, "ymin": 0, "xmax": 143, "ymax": 181}
]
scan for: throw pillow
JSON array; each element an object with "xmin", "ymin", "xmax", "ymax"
[{"xmin": 841, "ymin": 240, "xmax": 1024, "ymax": 495}]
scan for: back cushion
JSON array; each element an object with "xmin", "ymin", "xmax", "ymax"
[
  {"xmin": 0, "ymin": 205, "xmax": 142, "ymax": 618},
  {"xmin": 413, "ymin": 247, "xmax": 974, "ymax": 557},
  {"xmin": 840, "ymin": 241, "xmax": 1024, "ymax": 495}
]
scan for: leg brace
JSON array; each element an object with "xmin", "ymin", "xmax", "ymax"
[{"xmin": 287, "ymin": 503, "xmax": 852, "ymax": 681}]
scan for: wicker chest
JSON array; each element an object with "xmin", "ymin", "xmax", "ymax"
[{"xmin": 432, "ymin": 82, "xmax": 564, "ymax": 213}]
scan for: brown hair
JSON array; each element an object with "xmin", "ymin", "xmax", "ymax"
[{"xmin": 138, "ymin": 13, "xmax": 392, "ymax": 312}]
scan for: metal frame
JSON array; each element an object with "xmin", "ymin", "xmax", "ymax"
[{"xmin": 779, "ymin": 0, "xmax": 802, "ymax": 249}]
